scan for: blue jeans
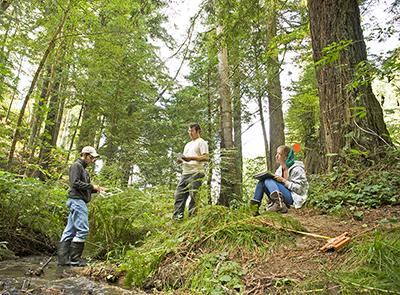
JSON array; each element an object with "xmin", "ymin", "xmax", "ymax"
[
  {"xmin": 253, "ymin": 179, "xmax": 293, "ymax": 205},
  {"xmin": 60, "ymin": 198, "xmax": 89, "ymax": 242}
]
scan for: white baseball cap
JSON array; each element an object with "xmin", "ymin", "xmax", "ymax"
[{"xmin": 81, "ymin": 146, "xmax": 99, "ymax": 157}]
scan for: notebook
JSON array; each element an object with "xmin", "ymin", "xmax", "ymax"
[{"xmin": 253, "ymin": 171, "xmax": 275, "ymax": 181}]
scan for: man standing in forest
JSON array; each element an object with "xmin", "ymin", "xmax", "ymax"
[
  {"xmin": 173, "ymin": 123, "xmax": 209, "ymax": 220},
  {"xmin": 57, "ymin": 146, "xmax": 106, "ymax": 266}
]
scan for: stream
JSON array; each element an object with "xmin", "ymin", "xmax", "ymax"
[{"xmin": 0, "ymin": 256, "xmax": 142, "ymax": 295}]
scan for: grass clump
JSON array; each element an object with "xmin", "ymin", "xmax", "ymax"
[
  {"xmin": 333, "ymin": 227, "xmax": 400, "ymax": 294},
  {"xmin": 121, "ymin": 205, "xmax": 303, "ymax": 291}
]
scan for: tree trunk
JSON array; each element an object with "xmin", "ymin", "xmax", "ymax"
[
  {"xmin": 0, "ymin": 0, "xmax": 11, "ymax": 25},
  {"xmin": 231, "ymin": 43, "xmax": 243, "ymax": 202},
  {"xmin": 5, "ymin": 58, "xmax": 22, "ymax": 122},
  {"xmin": 308, "ymin": 0, "xmax": 392, "ymax": 169},
  {"xmin": 206, "ymin": 66, "xmax": 214, "ymax": 204},
  {"xmin": 59, "ymin": 105, "xmax": 73, "ymax": 150},
  {"xmin": 1, "ymin": 6, "xmax": 17, "ymax": 98},
  {"xmin": 28, "ymin": 66, "xmax": 52, "ymax": 148},
  {"xmin": 34, "ymin": 66, "xmax": 63, "ymax": 179},
  {"xmin": 76, "ymin": 104, "xmax": 97, "ymax": 151},
  {"xmin": 265, "ymin": 0, "xmax": 285, "ymax": 170},
  {"xmin": 94, "ymin": 115, "xmax": 105, "ymax": 150},
  {"xmin": 0, "ymin": 0, "xmax": 11, "ymax": 12},
  {"xmin": 216, "ymin": 25, "xmax": 235, "ymax": 207},
  {"xmin": 66, "ymin": 103, "xmax": 84, "ymax": 163},
  {"xmin": 254, "ymin": 42, "xmax": 269, "ymax": 168},
  {"xmin": 7, "ymin": 3, "xmax": 71, "ymax": 167},
  {"xmin": 303, "ymin": 107, "xmax": 321, "ymax": 174},
  {"xmin": 53, "ymin": 90, "xmax": 66, "ymax": 146},
  {"xmin": 53, "ymin": 34, "xmax": 73, "ymax": 147},
  {"xmin": 52, "ymin": 58, "xmax": 70, "ymax": 147}
]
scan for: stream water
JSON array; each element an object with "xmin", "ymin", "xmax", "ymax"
[{"xmin": 0, "ymin": 256, "xmax": 141, "ymax": 295}]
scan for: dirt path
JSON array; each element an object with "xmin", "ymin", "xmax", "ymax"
[{"xmin": 244, "ymin": 205, "xmax": 400, "ymax": 294}]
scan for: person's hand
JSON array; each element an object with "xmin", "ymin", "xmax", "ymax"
[
  {"xmin": 94, "ymin": 185, "xmax": 107, "ymax": 193},
  {"xmin": 274, "ymin": 175, "xmax": 285, "ymax": 183},
  {"xmin": 181, "ymin": 155, "xmax": 192, "ymax": 162},
  {"xmin": 176, "ymin": 153, "xmax": 183, "ymax": 163}
]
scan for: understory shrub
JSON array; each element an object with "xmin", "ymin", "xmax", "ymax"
[
  {"xmin": 307, "ymin": 158, "xmax": 400, "ymax": 212},
  {"xmin": 87, "ymin": 186, "xmax": 173, "ymax": 259},
  {"xmin": 0, "ymin": 170, "xmax": 67, "ymax": 256}
]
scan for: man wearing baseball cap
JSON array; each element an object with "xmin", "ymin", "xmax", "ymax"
[{"xmin": 57, "ymin": 146, "xmax": 106, "ymax": 266}]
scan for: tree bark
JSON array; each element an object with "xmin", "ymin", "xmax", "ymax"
[
  {"xmin": 253, "ymin": 41, "xmax": 269, "ymax": 168},
  {"xmin": 218, "ymin": 26, "xmax": 234, "ymax": 149},
  {"xmin": 231, "ymin": 51, "xmax": 243, "ymax": 203},
  {"xmin": 206, "ymin": 65, "xmax": 214, "ymax": 205},
  {"xmin": 0, "ymin": 0, "xmax": 11, "ymax": 24},
  {"xmin": 38, "ymin": 67, "xmax": 62, "ymax": 154},
  {"xmin": 216, "ymin": 25, "xmax": 235, "ymax": 207},
  {"xmin": 76, "ymin": 104, "xmax": 97, "ymax": 151},
  {"xmin": 28, "ymin": 66, "xmax": 52, "ymax": 148},
  {"xmin": 308, "ymin": 0, "xmax": 392, "ymax": 169},
  {"xmin": 0, "ymin": 0, "xmax": 11, "ymax": 12},
  {"xmin": 52, "ymin": 55, "xmax": 70, "ymax": 147},
  {"xmin": 5, "ymin": 58, "xmax": 22, "ymax": 122},
  {"xmin": 265, "ymin": 0, "xmax": 285, "ymax": 170},
  {"xmin": 7, "ymin": 3, "xmax": 71, "ymax": 167},
  {"xmin": 53, "ymin": 89, "xmax": 66, "ymax": 146},
  {"xmin": 66, "ymin": 103, "xmax": 84, "ymax": 163}
]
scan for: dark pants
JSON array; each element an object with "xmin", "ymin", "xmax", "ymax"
[{"xmin": 173, "ymin": 173, "xmax": 204, "ymax": 219}]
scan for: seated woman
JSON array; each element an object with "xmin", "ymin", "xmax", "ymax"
[{"xmin": 250, "ymin": 145, "xmax": 309, "ymax": 214}]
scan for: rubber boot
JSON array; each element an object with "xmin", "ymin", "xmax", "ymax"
[
  {"xmin": 70, "ymin": 242, "xmax": 87, "ymax": 267},
  {"xmin": 57, "ymin": 240, "xmax": 71, "ymax": 266},
  {"xmin": 249, "ymin": 200, "xmax": 261, "ymax": 216}
]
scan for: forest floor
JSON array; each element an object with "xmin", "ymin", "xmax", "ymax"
[
  {"xmin": 75, "ymin": 205, "xmax": 400, "ymax": 294},
  {"xmin": 243, "ymin": 205, "xmax": 400, "ymax": 294},
  {"xmin": 1, "ymin": 206, "xmax": 396, "ymax": 294}
]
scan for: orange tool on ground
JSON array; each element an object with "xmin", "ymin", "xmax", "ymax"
[
  {"xmin": 289, "ymin": 229, "xmax": 351, "ymax": 252},
  {"xmin": 258, "ymin": 220, "xmax": 351, "ymax": 252}
]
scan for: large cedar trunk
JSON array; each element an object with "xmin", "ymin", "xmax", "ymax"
[
  {"xmin": 308, "ymin": 0, "xmax": 392, "ymax": 169},
  {"xmin": 265, "ymin": 1, "xmax": 285, "ymax": 171}
]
